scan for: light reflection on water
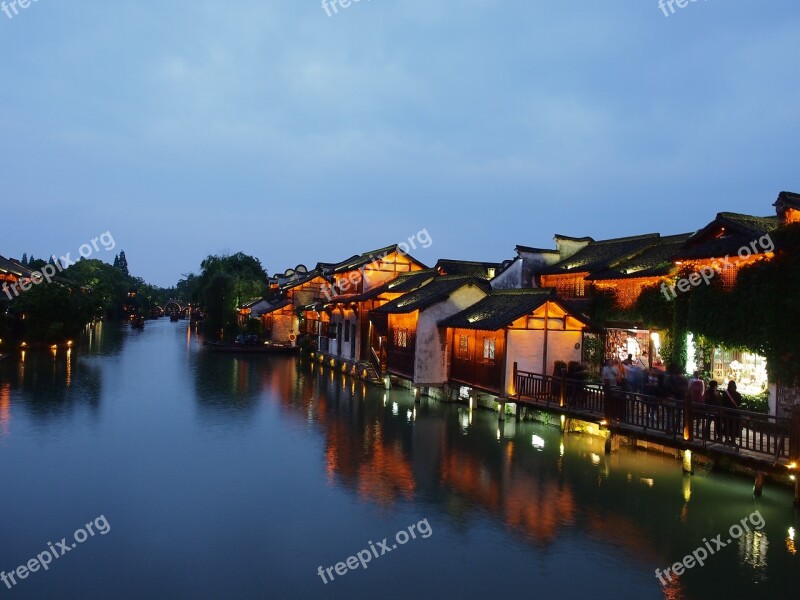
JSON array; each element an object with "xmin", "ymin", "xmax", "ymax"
[{"xmin": 0, "ymin": 320, "xmax": 797, "ymax": 600}]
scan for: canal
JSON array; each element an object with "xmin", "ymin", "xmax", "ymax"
[{"xmin": 0, "ymin": 320, "xmax": 798, "ymax": 599}]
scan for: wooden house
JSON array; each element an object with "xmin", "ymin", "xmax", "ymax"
[
  {"xmin": 305, "ymin": 246, "xmax": 428, "ymax": 369},
  {"xmin": 373, "ymin": 276, "xmax": 491, "ymax": 385},
  {"xmin": 671, "ymin": 212, "xmax": 778, "ymax": 290},
  {"xmin": 439, "ymin": 289, "xmax": 596, "ymax": 397}
]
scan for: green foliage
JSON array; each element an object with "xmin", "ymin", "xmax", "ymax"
[
  {"xmin": 10, "ymin": 282, "xmax": 94, "ymax": 342},
  {"xmin": 740, "ymin": 391, "xmax": 770, "ymax": 414},
  {"xmin": 192, "ymin": 253, "xmax": 268, "ymax": 339},
  {"xmin": 63, "ymin": 259, "xmax": 132, "ymax": 319},
  {"xmin": 681, "ymin": 225, "xmax": 800, "ymax": 383},
  {"xmin": 635, "ymin": 283, "xmax": 673, "ymax": 330},
  {"xmin": 582, "ymin": 334, "xmax": 604, "ymax": 374}
]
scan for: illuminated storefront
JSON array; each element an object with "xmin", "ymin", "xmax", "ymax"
[
  {"xmin": 686, "ymin": 333, "xmax": 768, "ymax": 395},
  {"xmin": 605, "ymin": 328, "xmax": 666, "ymax": 370}
]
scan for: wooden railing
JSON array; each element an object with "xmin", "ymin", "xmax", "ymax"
[{"xmin": 514, "ymin": 369, "xmax": 796, "ymax": 463}]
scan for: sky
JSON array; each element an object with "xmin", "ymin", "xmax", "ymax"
[{"xmin": 1, "ymin": 0, "xmax": 799, "ymax": 287}]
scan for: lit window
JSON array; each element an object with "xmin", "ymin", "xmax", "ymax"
[
  {"xmin": 483, "ymin": 337, "xmax": 496, "ymax": 360},
  {"xmin": 457, "ymin": 335, "xmax": 469, "ymax": 359},
  {"xmin": 394, "ymin": 328, "xmax": 409, "ymax": 348}
]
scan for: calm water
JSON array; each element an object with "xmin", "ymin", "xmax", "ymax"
[{"xmin": 0, "ymin": 320, "xmax": 798, "ymax": 599}]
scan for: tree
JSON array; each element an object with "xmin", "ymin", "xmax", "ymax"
[
  {"xmin": 115, "ymin": 251, "xmax": 129, "ymax": 276},
  {"xmin": 62, "ymin": 259, "xmax": 133, "ymax": 319},
  {"xmin": 9, "ymin": 281, "xmax": 95, "ymax": 342},
  {"xmin": 192, "ymin": 253, "xmax": 268, "ymax": 339},
  {"xmin": 20, "ymin": 253, "xmax": 28, "ymax": 266}
]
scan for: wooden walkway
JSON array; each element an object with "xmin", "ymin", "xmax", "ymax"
[{"xmin": 513, "ymin": 370, "xmax": 800, "ymax": 477}]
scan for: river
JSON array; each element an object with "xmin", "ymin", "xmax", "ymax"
[{"xmin": 0, "ymin": 319, "xmax": 797, "ymax": 599}]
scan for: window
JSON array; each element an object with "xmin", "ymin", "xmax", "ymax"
[
  {"xmin": 483, "ymin": 337, "xmax": 496, "ymax": 361},
  {"xmin": 457, "ymin": 335, "xmax": 469, "ymax": 359},
  {"xmin": 394, "ymin": 328, "xmax": 409, "ymax": 349},
  {"xmin": 328, "ymin": 323, "xmax": 337, "ymax": 339},
  {"xmin": 344, "ymin": 320, "xmax": 350, "ymax": 342}
]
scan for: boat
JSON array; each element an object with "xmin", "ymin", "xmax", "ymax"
[
  {"xmin": 131, "ymin": 315, "xmax": 145, "ymax": 330},
  {"xmin": 170, "ymin": 313, "xmax": 180, "ymax": 322},
  {"xmin": 204, "ymin": 335, "xmax": 298, "ymax": 354}
]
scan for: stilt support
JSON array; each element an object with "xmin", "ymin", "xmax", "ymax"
[{"xmin": 753, "ymin": 472, "xmax": 766, "ymax": 497}]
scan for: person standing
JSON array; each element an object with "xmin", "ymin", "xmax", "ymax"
[
  {"xmin": 703, "ymin": 380, "xmax": 719, "ymax": 440},
  {"xmin": 722, "ymin": 380, "xmax": 743, "ymax": 444},
  {"xmin": 689, "ymin": 372, "xmax": 705, "ymax": 403}
]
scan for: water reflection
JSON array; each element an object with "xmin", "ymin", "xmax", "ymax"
[
  {"xmin": 270, "ymin": 359, "xmax": 798, "ymax": 599},
  {"xmin": 0, "ymin": 347, "xmax": 102, "ymax": 421}
]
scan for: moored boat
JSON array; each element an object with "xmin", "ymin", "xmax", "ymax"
[{"xmin": 204, "ymin": 335, "xmax": 298, "ymax": 354}]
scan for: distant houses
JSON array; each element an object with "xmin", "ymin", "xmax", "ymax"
[{"xmin": 237, "ymin": 190, "xmax": 800, "ymax": 417}]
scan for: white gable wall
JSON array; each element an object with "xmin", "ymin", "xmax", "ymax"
[{"xmin": 414, "ymin": 285, "xmax": 488, "ymax": 385}]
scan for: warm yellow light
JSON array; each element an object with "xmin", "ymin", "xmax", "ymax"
[
  {"xmin": 788, "ymin": 462, "xmax": 798, "ymax": 470},
  {"xmin": 20, "ymin": 342, "xmax": 26, "ymax": 348},
  {"xmin": 600, "ymin": 419, "xmax": 608, "ymax": 426}
]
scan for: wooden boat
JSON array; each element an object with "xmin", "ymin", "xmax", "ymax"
[
  {"xmin": 131, "ymin": 315, "xmax": 145, "ymax": 330},
  {"xmin": 204, "ymin": 339, "xmax": 298, "ymax": 354},
  {"xmin": 170, "ymin": 313, "xmax": 180, "ymax": 322}
]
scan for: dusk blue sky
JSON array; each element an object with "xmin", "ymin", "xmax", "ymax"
[{"xmin": 1, "ymin": 1, "xmax": 798, "ymax": 287}]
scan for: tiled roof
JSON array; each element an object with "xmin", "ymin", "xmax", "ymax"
[
  {"xmin": 515, "ymin": 245, "xmax": 560, "ymax": 255},
  {"xmin": 774, "ymin": 190, "xmax": 800, "ymax": 211},
  {"xmin": 374, "ymin": 276, "xmax": 489, "ymax": 314},
  {"xmin": 279, "ymin": 268, "xmax": 324, "ymax": 292},
  {"xmin": 587, "ymin": 233, "xmax": 693, "ymax": 281},
  {"xmin": 674, "ymin": 213, "xmax": 779, "ymax": 260},
  {"xmin": 240, "ymin": 297, "xmax": 268, "ymax": 309},
  {"xmin": 326, "ymin": 245, "xmax": 427, "ymax": 275},
  {"xmin": 259, "ymin": 299, "xmax": 292, "ymax": 314},
  {"xmin": 554, "ymin": 234, "xmax": 594, "ymax": 242},
  {"xmin": 439, "ymin": 289, "xmax": 590, "ymax": 331},
  {"xmin": 0, "ymin": 255, "xmax": 30, "ymax": 277},
  {"xmin": 317, "ymin": 270, "xmax": 438, "ymax": 306},
  {"xmin": 435, "ymin": 259, "xmax": 503, "ymax": 280},
  {"xmin": 538, "ymin": 234, "xmax": 660, "ymax": 276}
]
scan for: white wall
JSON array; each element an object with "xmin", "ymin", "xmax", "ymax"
[
  {"xmin": 504, "ymin": 329, "xmax": 582, "ymax": 395},
  {"xmin": 414, "ymin": 285, "xmax": 488, "ymax": 385},
  {"xmin": 490, "ymin": 258, "xmax": 523, "ymax": 289}
]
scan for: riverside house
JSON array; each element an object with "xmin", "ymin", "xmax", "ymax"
[
  {"xmin": 439, "ymin": 289, "xmax": 597, "ymax": 399},
  {"xmin": 372, "ymin": 275, "xmax": 491, "ymax": 386},
  {"xmin": 305, "ymin": 245, "xmax": 428, "ymax": 373}
]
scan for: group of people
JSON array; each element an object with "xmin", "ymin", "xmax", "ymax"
[
  {"xmin": 600, "ymin": 354, "xmax": 649, "ymax": 393},
  {"xmin": 600, "ymin": 357, "xmax": 744, "ymax": 443}
]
